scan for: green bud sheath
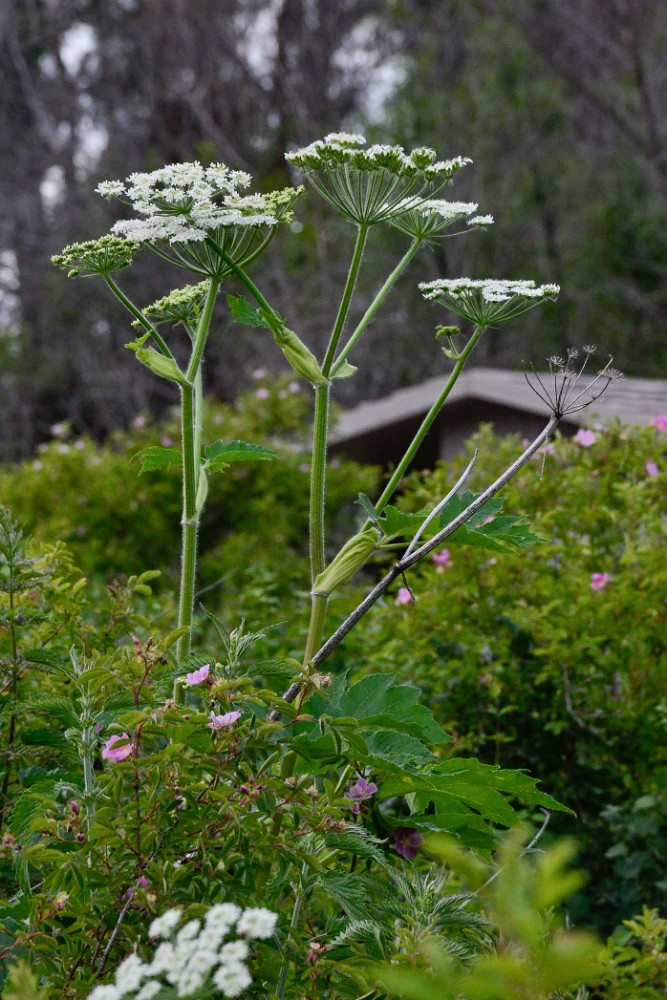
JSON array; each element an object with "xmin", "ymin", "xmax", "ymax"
[
  {"xmin": 273, "ymin": 324, "xmax": 328, "ymax": 387},
  {"xmin": 135, "ymin": 346, "xmax": 188, "ymax": 386},
  {"xmin": 313, "ymin": 529, "xmax": 377, "ymax": 596}
]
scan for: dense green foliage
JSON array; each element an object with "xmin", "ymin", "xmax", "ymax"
[
  {"xmin": 0, "ymin": 375, "xmax": 376, "ymax": 609},
  {"xmin": 344, "ymin": 421, "xmax": 667, "ymax": 930},
  {"xmin": 0, "ymin": 505, "xmax": 567, "ymax": 997},
  {"xmin": 2, "ymin": 84, "xmax": 665, "ymax": 995},
  {"xmin": 1, "ymin": 388, "xmax": 665, "ymax": 996}
]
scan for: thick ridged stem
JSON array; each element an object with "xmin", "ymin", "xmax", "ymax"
[
  {"xmin": 173, "ymin": 279, "xmax": 220, "ymax": 671},
  {"xmin": 276, "ymin": 861, "xmax": 308, "ymax": 1000},
  {"xmin": 185, "ymin": 278, "xmax": 220, "ymax": 383},
  {"xmin": 308, "ymin": 385, "xmax": 329, "ymax": 585},
  {"xmin": 175, "ymin": 383, "xmax": 198, "ymax": 670},
  {"xmin": 302, "ymin": 385, "xmax": 330, "ymax": 667},
  {"xmin": 301, "ymin": 227, "xmax": 369, "ymax": 664}
]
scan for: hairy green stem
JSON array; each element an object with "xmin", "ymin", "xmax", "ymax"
[
  {"xmin": 373, "ymin": 324, "xmax": 487, "ymax": 515},
  {"xmin": 276, "ymin": 861, "xmax": 308, "ymax": 1000},
  {"xmin": 322, "ymin": 224, "xmax": 369, "ymax": 376},
  {"xmin": 103, "ymin": 275, "xmax": 173, "ymax": 358},
  {"xmin": 81, "ymin": 720, "xmax": 96, "ymax": 848},
  {"xmin": 301, "ymin": 226, "xmax": 370, "ymax": 663},
  {"xmin": 308, "ymin": 386, "xmax": 329, "ymax": 586},
  {"xmin": 194, "ymin": 368, "xmax": 204, "ymax": 476},
  {"xmin": 176, "ymin": 383, "xmax": 198, "ymax": 666},
  {"xmin": 303, "ymin": 594, "xmax": 328, "ymax": 668},
  {"xmin": 330, "ymin": 237, "xmax": 421, "ymax": 376},
  {"xmin": 0, "ymin": 574, "xmax": 20, "ymax": 833},
  {"xmin": 173, "ymin": 279, "xmax": 220, "ymax": 666},
  {"xmin": 186, "ymin": 278, "xmax": 220, "ymax": 382}
]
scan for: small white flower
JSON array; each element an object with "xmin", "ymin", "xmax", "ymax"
[
  {"xmin": 219, "ymin": 940, "xmax": 250, "ymax": 962},
  {"xmin": 176, "ymin": 967, "xmax": 205, "ymax": 997},
  {"xmin": 136, "ymin": 982, "xmax": 161, "ymax": 1000},
  {"xmin": 95, "ymin": 180, "xmax": 126, "ymax": 197},
  {"xmin": 176, "ymin": 918, "xmax": 201, "ymax": 946},
  {"xmin": 236, "ymin": 907, "xmax": 278, "ymax": 939},
  {"xmin": 149, "ymin": 907, "xmax": 182, "ymax": 939},
  {"xmin": 182, "ymin": 946, "xmax": 219, "ymax": 974},
  {"xmin": 467, "ymin": 214, "xmax": 494, "ymax": 225},
  {"xmin": 212, "ymin": 960, "xmax": 253, "ymax": 997},
  {"xmin": 149, "ymin": 941, "xmax": 178, "ymax": 975},
  {"xmin": 197, "ymin": 925, "xmax": 226, "ymax": 952},
  {"xmin": 87, "ymin": 987, "xmax": 123, "ymax": 1000},
  {"xmin": 114, "ymin": 952, "xmax": 147, "ymax": 992},
  {"xmin": 205, "ymin": 902, "xmax": 241, "ymax": 932}
]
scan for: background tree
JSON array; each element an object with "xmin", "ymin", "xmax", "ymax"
[{"xmin": 1, "ymin": 0, "xmax": 665, "ymax": 460}]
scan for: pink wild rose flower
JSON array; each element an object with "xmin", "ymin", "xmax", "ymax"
[
  {"xmin": 591, "ymin": 572, "xmax": 611, "ymax": 591},
  {"xmin": 575, "ymin": 428, "xmax": 597, "ymax": 448},
  {"xmin": 346, "ymin": 776, "xmax": 378, "ymax": 814},
  {"xmin": 645, "ymin": 459, "xmax": 659, "ymax": 477},
  {"xmin": 102, "ymin": 733, "xmax": 132, "ymax": 762},
  {"xmin": 208, "ymin": 710, "xmax": 241, "ymax": 731},
  {"xmin": 395, "ymin": 587, "xmax": 414, "ymax": 606},
  {"xmin": 185, "ymin": 663, "xmax": 210, "ymax": 685},
  {"xmin": 651, "ymin": 414, "xmax": 667, "ymax": 432},
  {"xmin": 393, "ymin": 827, "xmax": 424, "ymax": 860},
  {"xmin": 432, "ymin": 548, "xmax": 451, "ymax": 570}
]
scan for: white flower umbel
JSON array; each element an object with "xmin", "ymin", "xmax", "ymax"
[
  {"xmin": 420, "ymin": 277, "xmax": 560, "ymax": 326},
  {"xmin": 95, "ymin": 161, "xmax": 302, "ymax": 278},
  {"xmin": 286, "ymin": 132, "xmax": 471, "ymax": 225},
  {"xmin": 86, "ymin": 903, "xmax": 277, "ymax": 1000},
  {"xmin": 389, "ymin": 199, "xmax": 485, "ymax": 240}
]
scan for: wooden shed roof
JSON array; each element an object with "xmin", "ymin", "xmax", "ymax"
[{"xmin": 332, "ymin": 368, "xmax": 667, "ymax": 447}]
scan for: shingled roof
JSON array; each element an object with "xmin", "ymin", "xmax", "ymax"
[{"xmin": 330, "ymin": 367, "xmax": 667, "ymax": 467}]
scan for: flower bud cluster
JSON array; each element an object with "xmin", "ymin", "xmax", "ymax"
[
  {"xmin": 52, "ymin": 235, "xmax": 140, "ymax": 277},
  {"xmin": 86, "ymin": 903, "xmax": 277, "ymax": 1000},
  {"xmin": 133, "ymin": 282, "xmax": 210, "ymax": 328}
]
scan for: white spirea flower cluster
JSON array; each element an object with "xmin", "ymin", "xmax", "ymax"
[
  {"xmin": 86, "ymin": 903, "xmax": 277, "ymax": 1000},
  {"xmin": 420, "ymin": 278, "xmax": 560, "ymax": 302},
  {"xmin": 96, "ymin": 163, "xmax": 278, "ymax": 244}
]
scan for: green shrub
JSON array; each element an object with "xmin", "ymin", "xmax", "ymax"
[
  {"xmin": 344, "ymin": 420, "xmax": 667, "ymax": 929},
  {"xmin": 0, "ymin": 376, "xmax": 377, "ymax": 609}
]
